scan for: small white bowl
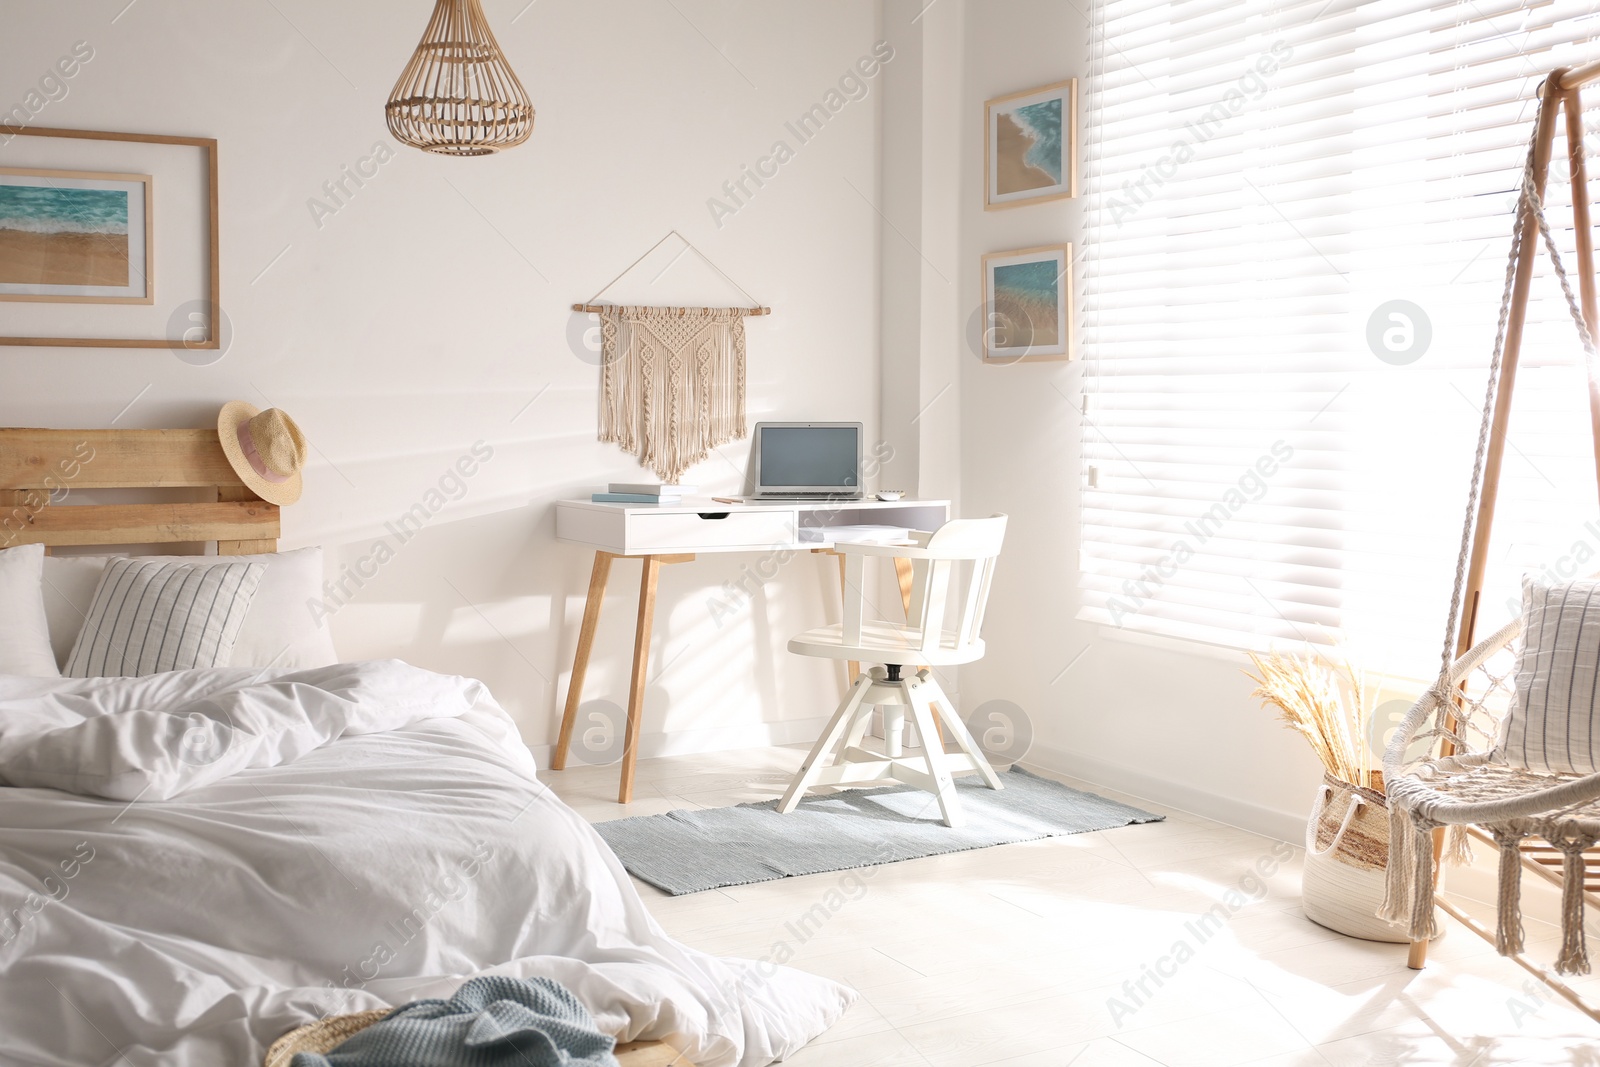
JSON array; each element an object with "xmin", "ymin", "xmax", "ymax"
[{"xmin": 876, "ymin": 490, "xmax": 905, "ymax": 501}]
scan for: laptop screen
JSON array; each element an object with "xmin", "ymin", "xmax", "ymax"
[{"xmin": 757, "ymin": 424, "xmax": 861, "ymax": 489}]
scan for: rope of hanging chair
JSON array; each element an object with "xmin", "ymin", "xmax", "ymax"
[
  {"xmin": 1380, "ymin": 94, "xmax": 1600, "ymax": 967},
  {"xmin": 1400, "ymin": 119, "xmax": 1600, "ymax": 834},
  {"xmin": 1433, "ymin": 134, "xmax": 1600, "ymax": 703}
]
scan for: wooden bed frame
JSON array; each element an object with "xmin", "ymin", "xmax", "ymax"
[
  {"xmin": 0, "ymin": 426, "xmax": 697, "ymax": 1066},
  {"xmin": 0, "ymin": 427, "xmax": 278, "ymax": 553}
]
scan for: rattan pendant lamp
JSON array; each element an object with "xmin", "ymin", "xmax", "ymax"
[{"xmin": 386, "ymin": 0, "xmax": 534, "ymax": 156}]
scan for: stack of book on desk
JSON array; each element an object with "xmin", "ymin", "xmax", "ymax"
[{"xmin": 591, "ymin": 483, "xmax": 696, "ymax": 504}]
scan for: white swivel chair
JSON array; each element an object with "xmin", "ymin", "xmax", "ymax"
[{"xmin": 778, "ymin": 514, "xmax": 1009, "ymax": 827}]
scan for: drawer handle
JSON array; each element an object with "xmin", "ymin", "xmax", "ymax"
[{"xmin": 697, "ymin": 512, "xmax": 731, "ymax": 520}]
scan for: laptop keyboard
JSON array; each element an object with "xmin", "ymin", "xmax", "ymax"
[{"xmin": 755, "ymin": 492, "xmax": 864, "ymax": 500}]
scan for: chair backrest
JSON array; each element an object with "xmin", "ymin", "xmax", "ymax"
[{"xmin": 904, "ymin": 514, "xmax": 1007, "ymax": 655}]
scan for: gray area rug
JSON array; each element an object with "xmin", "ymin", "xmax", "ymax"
[{"xmin": 594, "ymin": 766, "xmax": 1164, "ymax": 895}]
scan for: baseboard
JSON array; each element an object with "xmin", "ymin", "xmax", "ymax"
[
  {"xmin": 1022, "ymin": 742, "xmax": 1302, "ymax": 844},
  {"xmin": 527, "ymin": 715, "xmax": 830, "ymax": 770}
]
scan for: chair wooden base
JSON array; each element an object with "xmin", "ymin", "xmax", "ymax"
[{"xmin": 778, "ymin": 666, "xmax": 1002, "ymax": 827}]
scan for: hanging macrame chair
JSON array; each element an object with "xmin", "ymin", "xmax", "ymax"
[{"xmin": 1381, "ymin": 64, "xmax": 1600, "ymax": 1018}]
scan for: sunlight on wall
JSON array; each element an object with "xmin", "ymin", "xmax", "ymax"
[{"xmin": 0, "ymin": 0, "xmax": 888, "ymax": 762}]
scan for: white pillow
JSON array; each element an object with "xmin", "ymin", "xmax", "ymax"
[
  {"xmin": 39, "ymin": 555, "xmax": 108, "ymax": 668},
  {"xmin": 64, "ymin": 559, "xmax": 267, "ymax": 677},
  {"xmin": 1499, "ymin": 575, "xmax": 1600, "ymax": 774},
  {"xmin": 42, "ymin": 546, "xmax": 340, "ymax": 671},
  {"xmin": 0, "ymin": 543, "xmax": 61, "ymax": 676}
]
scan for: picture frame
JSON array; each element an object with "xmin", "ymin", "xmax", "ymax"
[
  {"xmin": 0, "ymin": 125, "xmax": 219, "ymax": 349},
  {"xmin": 981, "ymin": 243, "xmax": 1073, "ymax": 364},
  {"xmin": 984, "ymin": 78, "xmax": 1077, "ymax": 210},
  {"xmin": 0, "ymin": 166, "xmax": 153, "ymax": 304}
]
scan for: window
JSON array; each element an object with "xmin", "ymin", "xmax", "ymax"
[{"xmin": 1080, "ymin": 0, "xmax": 1600, "ymax": 676}]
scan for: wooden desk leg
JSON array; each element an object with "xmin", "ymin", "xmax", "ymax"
[
  {"xmin": 893, "ymin": 556, "xmax": 943, "ymax": 746},
  {"xmin": 619, "ymin": 555, "xmax": 663, "ymax": 804},
  {"xmin": 894, "ymin": 557, "xmax": 915, "ymax": 617},
  {"xmin": 835, "ymin": 552, "xmax": 860, "ymax": 684},
  {"xmin": 552, "ymin": 551, "xmax": 614, "ymax": 771}
]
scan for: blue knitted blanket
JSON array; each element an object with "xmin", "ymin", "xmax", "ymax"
[{"xmin": 290, "ymin": 976, "xmax": 619, "ymax": 1067}]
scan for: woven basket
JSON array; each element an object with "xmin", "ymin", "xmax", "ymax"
[
  {"xmin": 263, "ymin": 1010, "xmax": 388, "ymax": 1067},
  {"xmin": 1301, "ymin": 772, "xmax": 1436, "ymax": 943}
]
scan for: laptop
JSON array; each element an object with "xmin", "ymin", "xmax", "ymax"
[{"xmin": 745, "ymin": 422, "xmax": 865, "ymax": 501}]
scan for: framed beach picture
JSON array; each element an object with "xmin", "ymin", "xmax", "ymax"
[
  {"xmin": 0, "ymin": 126, "xmax": 219, "ymax": 349},
  {"xmin": 981, "ymin": 243, "xmax": 1073, "ymax": 363},
  {"xmin": 0, "ymin": 168, "xmax": 152, "ymax": 303},
  {"xmin": 985, "ymin": 79, "xmax": 1077, "ymax": 210}
]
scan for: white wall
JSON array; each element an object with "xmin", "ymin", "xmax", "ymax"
[
  {"xmin": 4, "ymin": 0, "xmax": 1330, "ymax": 836},
  {"xmin": 0, "ymin": 0, "xmax": 894, "ymax": 765},
  {"xmin": 876, "ymin": 0, "xmax": 963, "ymax": 510},
  {"xmin": 947, "ymin": 0, "xmax": 1324, "ymax": 841}
]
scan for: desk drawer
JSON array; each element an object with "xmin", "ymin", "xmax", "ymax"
[{"xmin": 626, "ymin": 509, "xmax": 796, "ymax": 552}]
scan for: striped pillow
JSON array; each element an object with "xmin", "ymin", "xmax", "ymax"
[
  {"xmin": 1498, "ymin": 576, "xmax": 1600, "ymax": 775},
  {"xmin": 64, "ymin": 559, "xmax": 267, "ymax": 678}
]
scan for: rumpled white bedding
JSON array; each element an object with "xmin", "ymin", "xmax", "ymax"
[{"xmin": 0, "ymin": 662, "xmax": 853, "ymax": 1067}]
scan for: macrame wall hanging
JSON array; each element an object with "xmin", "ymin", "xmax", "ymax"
[{"xmin": 573, "ymin": 232, "xmax": 771, "ymax": 483}]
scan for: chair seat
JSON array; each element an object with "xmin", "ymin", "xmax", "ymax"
[{"xmin": 788, "ymin": 621, "xmax": 987, "ymax": 666}]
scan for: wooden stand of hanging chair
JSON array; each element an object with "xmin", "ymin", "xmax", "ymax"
[{"xmin": 1381, "ymin": 61, "xmax": 1600, "ymax": 1025}]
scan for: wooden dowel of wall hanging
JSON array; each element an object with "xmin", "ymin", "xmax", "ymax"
[{"xmin": 569, "ymin": 304, "xmax": 772, "ymax": 315}]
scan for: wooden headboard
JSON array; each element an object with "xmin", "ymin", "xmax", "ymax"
[{"xmin": 0, "ymin": 428, "xmax": 279, "ymax": 554}]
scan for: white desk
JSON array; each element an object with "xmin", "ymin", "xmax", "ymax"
[{"xmin": 552, "ymin": 497, "xmax": 950, "ymax": 801}]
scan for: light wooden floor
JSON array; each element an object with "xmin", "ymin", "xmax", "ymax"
[{"xmin": 545, "ymin": 747, "xmax": 1600, "ymax": 1066}]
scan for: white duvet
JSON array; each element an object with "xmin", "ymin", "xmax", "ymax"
[{"xmin": 0, "ymin": 662, "xmax": 852, "ymax": 1067}]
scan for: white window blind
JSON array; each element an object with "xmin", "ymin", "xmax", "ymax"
[{"xmin": 1081, "ymin": 0, "xmax": 1600, "ymax": 676}]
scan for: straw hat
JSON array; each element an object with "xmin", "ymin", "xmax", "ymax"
[{"xmin": 218, "ymin": 401, "xmax": 307, "ymax": 506}]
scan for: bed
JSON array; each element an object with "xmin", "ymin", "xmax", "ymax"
[{"xmin": 0, "ymin": 427, "xmax": 852, "ymax": 1067}]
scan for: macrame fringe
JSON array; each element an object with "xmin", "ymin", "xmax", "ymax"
[
  {"xmin": 1409, "ymin": 823, "xmax": 1441, "ymax": 941},
  {"xmin": 597, "ymin": 306, "xmax": 748, "ymax": 483},
  {"xmin": 1554, "ymin": 830, "xmax": 1599, "ymax": 975},
  {"xmin": 1558, "ymin": 844, "xmax": 1590, "ymax": 975},
  {"xmin": 1491, "ymin": 826, "xmax": 1527, "ymax": 956},
  {"xmin": 1379, "ymin": 801, "xmax": 1415, "ymax": 926},
  {"xmin": 1444, "ymin": 824, "xmax": 1474, "ymax": 867},
  {"xmin": 597, "ymin": 313, "xmax": 632, "ymax": 450}
]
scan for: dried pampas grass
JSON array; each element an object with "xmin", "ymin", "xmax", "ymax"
[{"xmin": 1245, "ymin": 648, "xmax": 1376, "ymax": 791}]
